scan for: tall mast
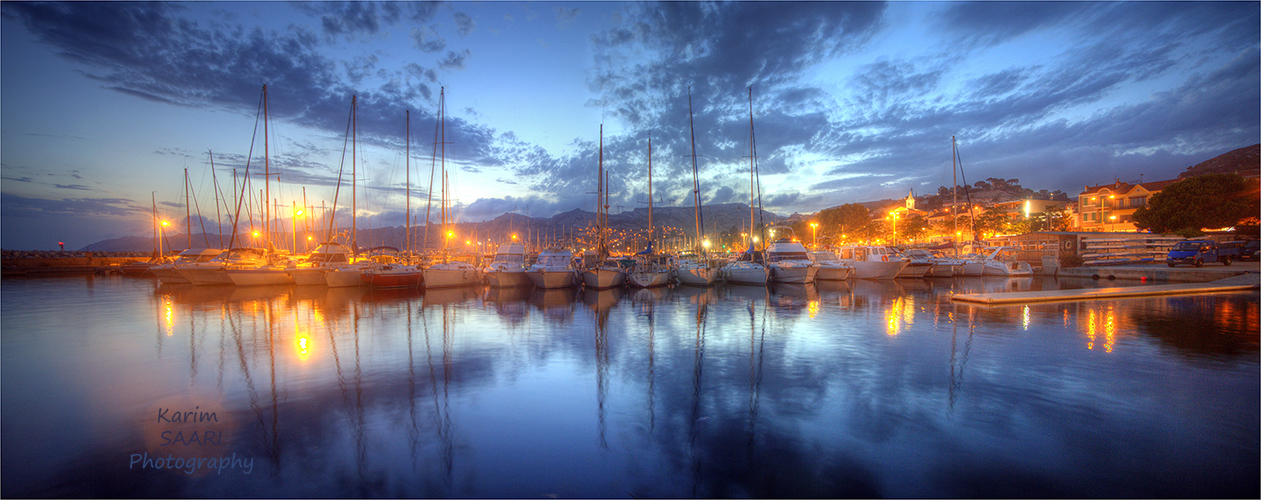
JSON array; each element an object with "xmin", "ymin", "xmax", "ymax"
[
  {"xmin": 209, "ymin": 151, "xmax": 222, "ymax": 248},
  {"xmin": 747, "ymin": 88, "xmax": 755, "ymax": 251},
  {"xmin": 351, "ymin": 94, "xmax": 358, "ymax": 256},
  {"xmin": 688, "ymin": 87, "xmax": 703, "ymax": 251},
  {"xmin": 184, "ymin": 168, "xmax": 191, "ymax": 250},
  {"xmin": 648, "ymin": 133, "xmax": 653, "ymax": 252},
  {"xmin": 598, "ymin": 124, "xmax": 606, "ymax": 258},
  {"xmin": 263, "ymin": 84, "xmax": 270, "ymax": 249},
  {"xmin": 952, "ymin": 136, "xmax": 958, "ymax": 257},
  {"xmin": 406, "ymin": 109, "xmax": 411, "ymax": 255},
  {"xmin": 441, "ymin": 87, "xmax": 447, "ymax": 254}
]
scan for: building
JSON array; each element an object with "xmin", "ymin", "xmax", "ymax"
[{"xmin": 1077, "ymin": 178, "xmax": 1180, "ymax": 231}]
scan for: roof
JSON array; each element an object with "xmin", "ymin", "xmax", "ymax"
[{"xmin": 1081, "ymin": 178, "xmax": 1179, "ymax": 197}]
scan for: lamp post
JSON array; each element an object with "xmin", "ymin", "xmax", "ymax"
[
  {"xmin": 159, "ymin": 220, "xmax": 169, "ymax": 260},
  {"xmin": 293, "ymin": 203, "xmax": 303, "ymax": 254},
  {"xmin": 887, "ymin": 212, "xmax": 899, "ymax": 246},
  {"xmin": 809, "ymin": 222, "xmax": 818, "ymax": 250}
]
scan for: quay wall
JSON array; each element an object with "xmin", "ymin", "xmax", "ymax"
[{"xmin": 1056, "ymin": 262, "xmax": 1260, "ymax": 283}]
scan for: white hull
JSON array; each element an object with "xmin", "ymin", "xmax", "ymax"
[
  {"xmin": 628, "ymin": 270, "xmax": 671, "ymax": 288},
  {"xmin": 896, "ymin": 262, "xmax": 933, "ymax": 279},
  {"xmin": 675, "ymin": 267, "xmax": 720, "ymax": 286},
  {"xmin": 177, "ymin": 266, "xmax": 232, "ymax": 285},
  {"xmin": 770, "ymin": 263, "xmax": 818, "ymax": 284},
  {"xmin": 925, "ymin": 263, "xmax": 959, "ymax": 278},
  {"xmin": 984, "ymin": 261, "xmax": 1034, "ymax": 276},
  {"xmin": 814, "ymin": 264, "xmax": 851, "ymax": 281},
  {"xmin": 152, "ymin": 265, "xmax": 190, "ymax": 284},
  {"xmin": 849, "ymin": 260, "xmax": 907, "ymax": 280},
  {"xmin": 960, "ymin": 262, "xmax": 985, "ymax": 276},
  {"xmin": 423, "ymin": 266, "xmax": 481, "ymax": 289},
  {"xmin": 325, "ymin": 267, "xmax": 367, "ymax": 287},
  {"xmin": 528, "ymin": 270, "xmax": 579, "ymax": 289},
  {"xmin": 582, "ymin": 268, "xmax": 626, "ymax": 289},
  {"xmin": 486, "ymin": 269, "xmax": 532, "ymax": 287},
  {"xmin": 226, "ymin": 267, "xmax": 295, "ymax": 286},
  {"xmin": 724, "ymin": 264, "xmax": 769, "ymax": 285},
  {"xmin": 288, "ymin": 268, "xmax": 328, "ymax": 286}
]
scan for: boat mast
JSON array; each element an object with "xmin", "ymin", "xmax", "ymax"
[
  {"xmin": 952, "ymin": 136, "xmax": 958, "ymax": 258},
  {"xmin": 598, "ymin": 124, "xmax": 606, "ymax": 259},
  {"xmin": 263, "ymin": 84, "xmax": 270, "ymax": 250},
  {"xmin": 747, "ymin": 87, "xmax": 756, "ymax": 252},
  {"xmin": 352, "ymin": 94, "xmax": 358, "ymax": 257},
  {"xmin": 648, "ymin": 133, "xmax": 653, "ymax": 252},
  {"xmin": 184, "ymin": 168, "xmax": 191, "ymax": 250},
  {"xmin": 688, "ymin": 87, "xmax": 703, "ymax": 252},
  {"xmin": 406, "ymin": 109, "xmax": 411, "ymax": 256},
  {"xmin": 209, "ymin": 151, "xmax": 223, "ymax": 248}
]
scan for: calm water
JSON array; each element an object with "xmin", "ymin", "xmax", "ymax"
[{"xmin": 2, "ymin": 274, "xmax": 1257, "ymax": 498}]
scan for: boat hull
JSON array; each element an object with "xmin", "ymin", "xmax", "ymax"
[
  {"xmin": 151, "ymin": 265, "xmax": 190, "ymax": 284},
  {"xmin": 724, "ymin": 264, "xmax": 769, "ymax": 285},
  {"xmin": 423, "ymin": 267, "xmax": 481, "ymax": 289},
  {"xmin": 582, "ymin": 268, "xmax": 626, "ymax": 289},
  {"xmin": 814, "ymin": 265, "xmax": 851, "ymax": 281},
  {"xmin": 770, "ymin": 263, "xmax": 818, "ymax": 284},
  {"xmin": 325, "ymin": 267, "xmax": 367, "ymax": 287},
  {"xmin": 675, "ymin": 267, "xmax": 720, "ymax": 286},
  {"xmin": 628, "ymin": 270, "xmax": 671, "ymax": 288},
  {"xmin": 486, "ymin": 269, "xmax": 532, "ymax": 288},
  {"xmin": 177, "ymin": 266, "xmax": 232, "ymax": 285},
  {"xmin": 529, "ymin": 270, "xmax": 578, "ymax": 289},
  {"xmin": 288, "ymin": 268, "xmax": 328, "ymax": 286},
  {"xmin": 896, "ymin": 262, "xmax": 933, "ymax": 279},
  {"xmin": 960, "ymin": 262, "xmax": 985, "ymax": 276},
  {"xmin": 849, "ymin": 260, "xmax": 907, "ymax": 280},
  {"xmin": 363, "ymin": 266, "xmax": 423, "ymax": 288},
  {"xmin": 227, "ymin": 267, "xmax": 295, "ymax": 286}
]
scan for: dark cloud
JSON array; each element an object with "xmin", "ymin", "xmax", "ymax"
[
  {"xmin": 53, "ymin": 184, "xmax": 91, "ymax": 191},
  {"xmin": 295, "ymin": 1, "xmax": 441, "ymax": 40},
  {"xmin": 1, "ymin": 192, "xmax": 141, "ymax": 217},
  {"xmin": 409, "ymin": 25, "xmax": 446, "ymax": 53},
  {"xmin": 555, "ymin": 6, "xmax": 579, "ymax": 27},
  {"xmin": 453, "ymin": 11, "xmax": 474, "ymax": 36},
  {"xmin": 438, "ymin": 49, "xmax": 471, "ymax": 71}
]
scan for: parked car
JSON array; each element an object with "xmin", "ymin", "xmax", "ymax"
[
  {"xmin": 1166, "ymin": 240, "xmax": 1238, "ymax": 267},
  {"xmin": 1239, "ymin": 240, "xmax": 1259, "ymax": 262}
]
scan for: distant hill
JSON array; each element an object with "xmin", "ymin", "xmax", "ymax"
[
  {"xmin": 78, "ymin": 203, "xmax": 783, "ymax": 252},
  {"xmin": 1178, "ymin": 144, "xmax": 1260, "ymax": 179}
]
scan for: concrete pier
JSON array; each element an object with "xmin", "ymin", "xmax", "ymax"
[{"xmin": 952, "ymin": 272, "xmax": 1260, "ymax": 306}]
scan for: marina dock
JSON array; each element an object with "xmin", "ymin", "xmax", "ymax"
[{"xmin": 951, "ymin": 272, "xmax": 1260, "ymax": 306}]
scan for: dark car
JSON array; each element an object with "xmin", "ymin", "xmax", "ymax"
[{"xmin": 1239, "ymin": 240, "xmax": 1259, "ymax": 262}]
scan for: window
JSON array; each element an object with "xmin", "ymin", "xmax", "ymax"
[{"xmin": 1129, "ymin": 196, "xmax": 1146, "ymax": 207}]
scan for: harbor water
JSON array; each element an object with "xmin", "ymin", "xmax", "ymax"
[{"xmin": 2, "ymin": 274, "xmax": 1257, "ymax": 497}]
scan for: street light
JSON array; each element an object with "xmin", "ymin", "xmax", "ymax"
[
  {"xmin": 809, "ymin": 222, "xmax": 818, "ymax": 250},
  {"xmin": 159, "ymin": 220, "xmax": 169, "ymax": 259},
  {"xmin": 293, "ymin": 204, "xmax": 304, "ymax": 254}
]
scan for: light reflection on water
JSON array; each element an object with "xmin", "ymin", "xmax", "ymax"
[{"xmin": 1, "ymin": 274, "xmax": 1257, "ymax": 497}]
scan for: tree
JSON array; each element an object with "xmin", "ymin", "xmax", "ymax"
[
  {"xmin": 818, "ymin": 203, "xmax": 870, "ymax": 238},
  {"xmin": 975, "ymin": 207, "xmax": 1010, "ymax": 236},
  {"xmin": 1133, "ymin": 174, "xmax": 1260, "ymax": 235},
  {"xmin": 900, "ymin": 214, "xmax": 930, "ymax": 242}
]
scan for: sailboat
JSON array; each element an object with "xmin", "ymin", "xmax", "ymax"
[
  {"xmin": 423, "ymin": 87, "xmax": 483, "ymax": 289},
  {"xmin": 314, "ymin": 95, "xmax": 374, "ymax": 287},
  {"xmin": 223, "ymin": 84, "xmax": 297, "ymax": 286},
  {"xmin": 362, "ymin": 109, "xmax": 423, "ymax": 288},
  {"xmin": 628, "ymin": 134, "xmax": 672, "ymax": 288},
  {"xmin": 723, "ymin": 88, "xmax": 770, "ymax": 286},
  {"xmin": 581, "ymin": 125, "xmax": 629, "ymax": 289},
  {"xmin": 675, "ymin": 88, "xmax": 721, "ymax": 286}
]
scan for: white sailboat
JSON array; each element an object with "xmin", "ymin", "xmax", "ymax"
[
  {"xmin": 628, "ymin": 134, "xmax": 672, "ymax": 288},
  {"xmin": 675, "ymin": 88, "xmax": 721, "ymax": 287},
  {"xmin": 581, "ymin": 124, "xmax": 628, "ymax": 289},
  {"xmin": 723, "ymin": 88, "xmax": 770, "ymax": 286},
  {"xmin": 223, "ymin": 84, "xmax": 295, "ymax": 286},
  {"xmin": 423, "ymin": 87, "xmax": 483, "ymax": 289}
]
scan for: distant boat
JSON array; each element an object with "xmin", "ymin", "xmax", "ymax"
[
  {"xmin": 287, "ymin": 242, "xmax": 351, "ymax": 285},
  {"xmin": 903, "ymin": 248, "xmax": 964, "ymax": 277}
]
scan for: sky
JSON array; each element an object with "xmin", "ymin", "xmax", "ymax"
[{"xmin": 2, "ymin": 1, "xmax": 1258, "ymax": 250}]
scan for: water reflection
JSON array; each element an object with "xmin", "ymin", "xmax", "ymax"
[{"xmin": 0, "ymin": 275, "xmax": 1256, "ymax": 497}]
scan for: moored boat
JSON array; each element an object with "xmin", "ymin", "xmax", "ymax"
[
  {"xmin": 807, "ymin": 251, "xmax": 852, "ymax": 281},
  {"xmin": 484, "ymin": 242, "xmax": 531, "ymax": 287},
  {"xmin": 836, "ymin": 246, "xmax": 908, "ymax": 280},
  {"xmin": 527, "ymin": 248, "xmax": 579, "ymax": 289}
]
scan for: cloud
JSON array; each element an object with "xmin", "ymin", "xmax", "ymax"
[
  {"xmin": 54, "ymin": 184, "xmax": 91, "ymax": 191},
  {"xmin": 409, "ymin": 25, "xmax": 446, "ymax": 53},
  {"xmin": 295, "ymin": 1, "xmax": 440, "ymax": 40},
  {"xmin": 439, "ymin": 49, "xmax": 471, "ymax": 71},
  {"xmin": 555, "ymin": 6, "xmax": 579, "ymax": 28},
  {"xmin": 453, "ymin": 11, "xmax": 474, "ymax": 37}
]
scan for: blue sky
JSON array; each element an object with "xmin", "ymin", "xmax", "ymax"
[{"xmin": 2, "ymin": 1, "xmax": 1258, "ymax": 250}]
